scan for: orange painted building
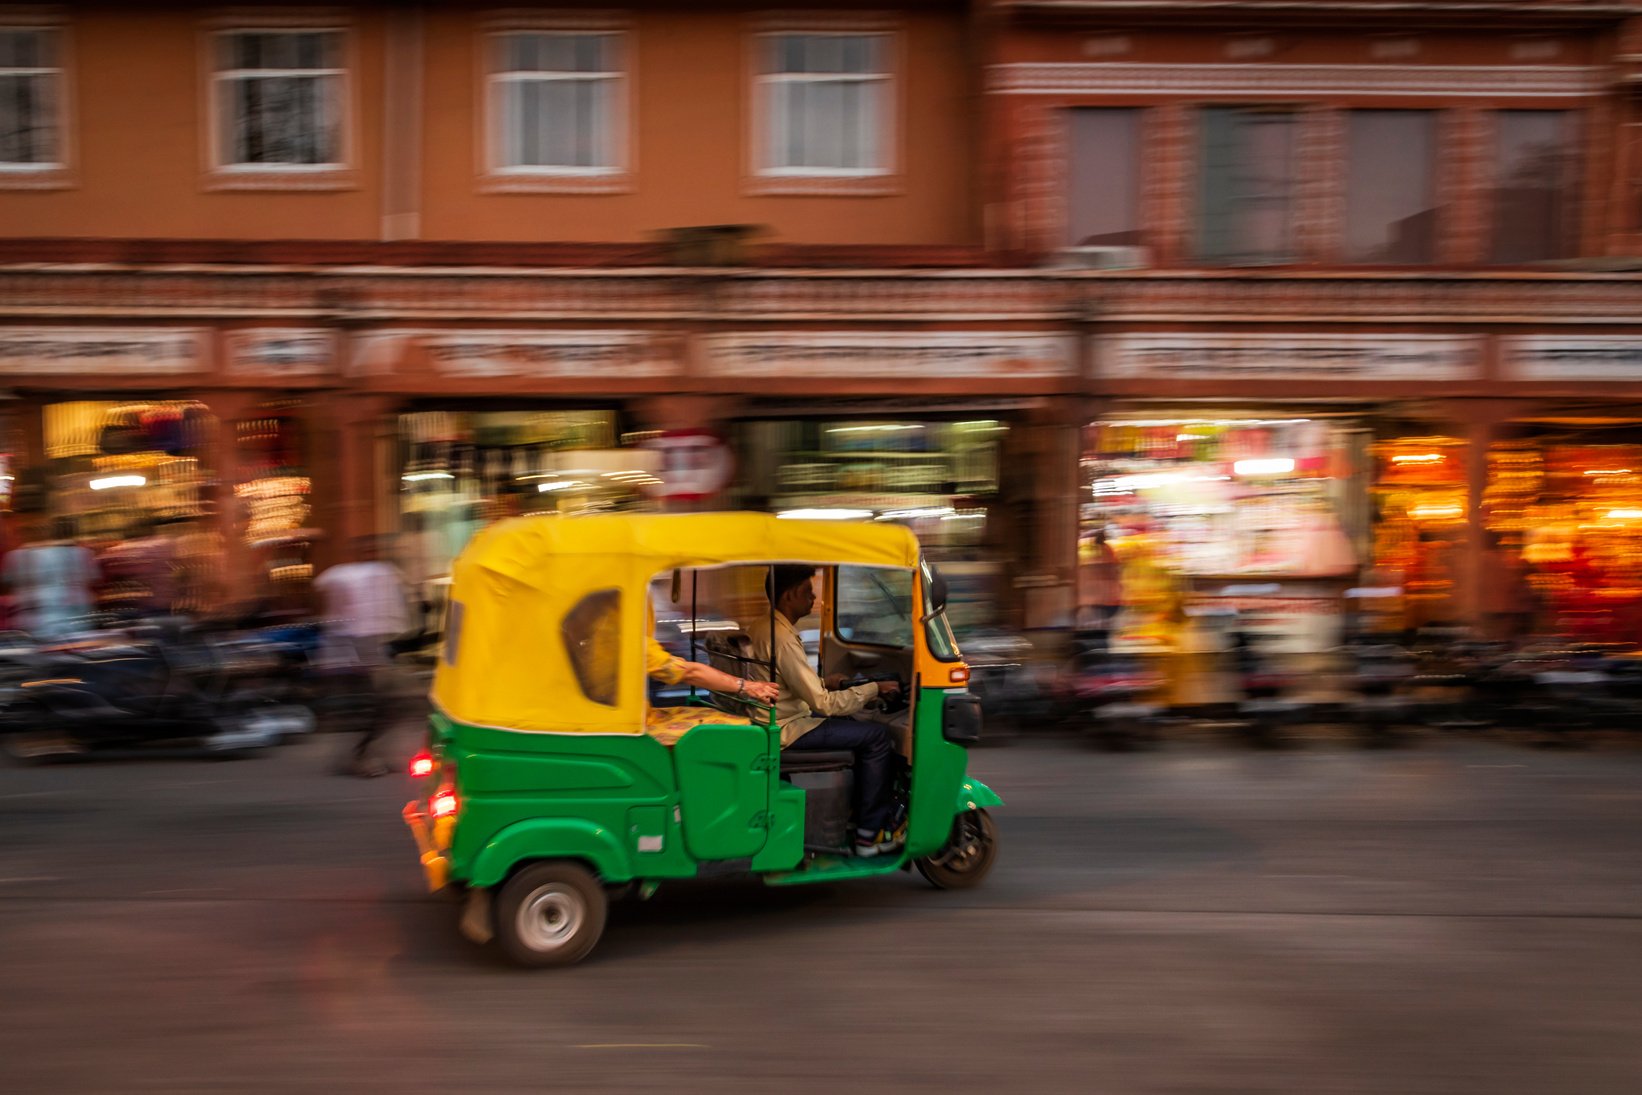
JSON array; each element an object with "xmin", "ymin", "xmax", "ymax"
[{"xmin": 2, "ymin": 0, "xmax": 1642, "ymax": 640}]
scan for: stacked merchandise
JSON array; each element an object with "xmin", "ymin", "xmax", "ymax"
[
  {"xmin": 1369, "ymin": 436, "xmax": 1468, "ymax": 631},
  {"xmin": 1487, "ymin": 442, "xmax": 1642, "ymax": 642}
]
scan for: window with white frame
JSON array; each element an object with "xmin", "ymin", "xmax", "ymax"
[
  {"xmin": 759, "ymin": 32, "xmax": 891, "ymax": 175},
  {"xmin": 0, "ymin": 26, "xmax": 62, "ymax": 168},
  {"xmin": 213, "ymin": 29, "xmax": 344, "ymax": 168},
  {"xmin": 489, "ymin": 31, "xmax": 623, "ymax": 172}
]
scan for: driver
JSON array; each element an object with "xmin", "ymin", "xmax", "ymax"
[{"xmin": 745, "ymin": 565, "xmax": 904, "ymax": 858}]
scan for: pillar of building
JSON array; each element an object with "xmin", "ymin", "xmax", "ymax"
[
  {"xmin": 1442, "ymin": 398, "xmax": 1529, "ymax": 631},
  {"xmin": 1003, "ymin": 397, "xmax": 1087, "ymax": 631},
  {"xmin": 309, "ymin": 391, "xmax": 396, "ymax": 572},
  {"xmin": 199, "ymin": 388, "xmax": 256, "ymax": 607},
  {"xmin": 4, "ymin": 395, "xmax": 47, "ymax": 535}
]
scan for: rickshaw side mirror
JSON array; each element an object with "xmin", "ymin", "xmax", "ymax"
[{"xmin": 925, "ymin": 566, "xmax": 950, "ymax": 620}]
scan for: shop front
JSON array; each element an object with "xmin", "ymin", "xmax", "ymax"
[
  {"xmin": 1078, "ymin": 413, "xmax": 1368, "ymax": 656},
  {"xmin": 1482, "ymin": 422, "xmax": 1642, "ymax": 645},
  {"xmin": 729, "ymin": 412, "xmax": 1012, "ymax": 630},
  {"xmin": 50, "ymin": 398, "xmax": 224, "ymax": 617},
  {"xmin": 393, "ymin": 405, "xmax": 658, "ymax": 608}
]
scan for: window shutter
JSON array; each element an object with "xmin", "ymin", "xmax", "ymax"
[{"xmin": 1197, "ymin": 108, "xmax": 1242, "ymax": 263}]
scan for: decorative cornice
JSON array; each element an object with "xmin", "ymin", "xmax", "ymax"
[
  {"xmin": 0, "ymin": 239, "xmax": 1016, "ymax": 270},
  {"xmin": 995, "ymin": 0, "xmax": 1640, "ymax": 27},
  {"xmin": 1, "ymin": 266, "xmax": 1642, "ymax": 325},
  {"xmin": 989, "ymin": 62, "xmax": 1607, "ymax": 97}
]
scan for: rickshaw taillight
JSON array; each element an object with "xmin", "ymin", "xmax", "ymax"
[
  {"xmin": 949, "ymin": 666, "xmax": 971, "ymax": 685},
  {"xmin": 430, "ymin": 787, "xmax": 458, "ymax": 818},
  {"xmin": 409, "ymin": 751, "xmax": 435, "ymax": 778}
]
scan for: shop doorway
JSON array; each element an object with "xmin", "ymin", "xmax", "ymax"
[
  {"xmin": 1079, "ymin": 414, "xmax": 1367, "ymax": 655},
  {"xmin": 728, "ymin": 416, "xmax": 1011, "ymax": 632},
  {"xmin": 1483, "ymin": 419, "xmax": 1642, "ymax": 645}
]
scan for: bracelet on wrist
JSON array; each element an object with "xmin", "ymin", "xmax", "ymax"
[{"xmin": 736, "ymin": 678, "xmax": 746, "ymax": 697}]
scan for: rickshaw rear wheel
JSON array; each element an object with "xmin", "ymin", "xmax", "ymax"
[
  {"xmin": 494, "ymin": 861, "xmax": 607, "ymax": 968},
  {"xmin": 915, "ymin": 808, "xmax": 998, "ymax": 890}
]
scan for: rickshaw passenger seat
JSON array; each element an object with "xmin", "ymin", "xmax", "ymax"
[
  {"xmin": 778, "ymin": 750, "xmax": 855, "ymax": 774},
  {"xmin": 646, "ymin": 706, "xmax": 754, "ymax": 747}
]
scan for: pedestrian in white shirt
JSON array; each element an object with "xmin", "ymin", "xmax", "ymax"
[{"xmin": 314, "ymin": 536, "xmax": 412, "ymax": 777}]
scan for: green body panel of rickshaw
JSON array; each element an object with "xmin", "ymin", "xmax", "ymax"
[{"xmin": 433, "ymin": 683, "xmax": 989, "ymax": 891}]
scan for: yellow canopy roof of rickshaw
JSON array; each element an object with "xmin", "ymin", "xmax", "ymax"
[{"xmin": 432, "ymin": 512, "xmax": 921, "ymax": 733}]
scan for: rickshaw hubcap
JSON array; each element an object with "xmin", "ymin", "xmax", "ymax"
[
  {"xmin": 932, "ymin": 813, "xmax": 992, "ymax": 872},
  {"xmin": 517, "ymin": 884, "xmax": 584, "ymax": 951}
]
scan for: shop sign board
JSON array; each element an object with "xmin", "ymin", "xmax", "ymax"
[
  {"xmin": 1097, "ymin": 333, "xmax": 1480, "ymax": 381},
  {"xmin": 225, "ymin": 328, "xmax": 335, "ymax": 377},
  {"xmin": 641, "ymin": 430, "xmax": 735, "ymax": 502},
  {"xmin": 1501, "ymin": 336, "xmax": 1642, "ymax": 381},
  {"xmin": 0, "ymin": 326, "xmax": 206, "ymax": 375},
  {"xmin": 352, "ymin": 329, "xmax": 675, "ymax": 378},
  {"xmin": 702, "ymin": 332, "xmax": 1074, "ymax": 378}
]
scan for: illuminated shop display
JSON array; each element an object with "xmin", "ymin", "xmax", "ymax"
[
  {"xmin": 40, "ymin": 400, "xmax": 220, "ymax": 615},
  {"xmin": 236, "ymin": 407, "xmax": 317, "ymax": 609},
  {"xmin": 397, "ymin": 410, "xmax": 644, "ymax": 583},
  {"xmin": 44, "ymin": 400, "xmax": 216, "ymax": 539},
  {"xmin": 734, "ymin": 419, "xmax": 1007, "ymax": 628},
  {"xmin": 1080, "ymin": 417, "xmax": 1364, "ymax": 652},
  {"xmin": 1369, "ymin": 436, "xmax": 1468, "ymax": 631},
  {"xmin": 1484, "ymin": 438, "xmax": 1642, "ymax": 642}
]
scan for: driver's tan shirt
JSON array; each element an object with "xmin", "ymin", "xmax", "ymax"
[{"xmin": 745, "ymin": 612, "xmax": 880, "ymax": 747}]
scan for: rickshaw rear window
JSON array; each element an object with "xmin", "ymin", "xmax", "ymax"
[
  {"xmin": 561, "ymin": 588, "xmax": 621, "ymax": 707},
  {"xmin": 443, "ymin": 601, "xmax": 464, "ymax": 667}
]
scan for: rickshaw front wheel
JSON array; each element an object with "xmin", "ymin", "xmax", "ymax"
[
  {"xmin": 915, "ymin": 809, "xmax": 998, "ymax": 890},
  {"xmin": 494, "ymin": 861, "xmax": 608, "ymax": 968}
]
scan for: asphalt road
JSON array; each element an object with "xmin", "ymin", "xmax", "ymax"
[{"xmin": 3, "ymin": 727, "xmax": 1642, "ymax": 1093}]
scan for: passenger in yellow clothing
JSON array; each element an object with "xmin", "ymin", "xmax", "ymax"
[
  {"xmin": 570, "ymin": 593, "xmax": 780, "ymax": 739},
  {"xmin": 645, "ymin": 636, "xmax": 779, "ymax": 705},
  {"xmin": 642, "ymin": 637, "xmax": 780, "ymax": 745}
]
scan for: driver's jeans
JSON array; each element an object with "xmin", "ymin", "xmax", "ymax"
[{"xmin": 786, "ymin": 718, "xmax": 897, "ymax": 833}]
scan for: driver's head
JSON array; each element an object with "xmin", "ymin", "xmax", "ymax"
[{"xmin": 767, "ymin": 564, "xmax": 817, "ymax": 623}]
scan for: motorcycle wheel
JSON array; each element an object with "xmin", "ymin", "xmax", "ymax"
[
  {"xmin": 915, "ymin": 808, "xmax": 998, "ymax": 890},
  {"xmin": 0, "ymin": 705, "xmax": 80, "ymax": 768}
]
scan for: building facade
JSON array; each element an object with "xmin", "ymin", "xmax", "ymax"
[{"xmin": 2, "ymin": 0, "xmax": 1641, "ymax": 642}]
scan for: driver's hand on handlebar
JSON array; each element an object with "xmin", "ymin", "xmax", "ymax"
[
  {"xmin": 742, "ymin": 679, "xmax": 780, "ymax": 705},
  {"xmin": 875, "ymin": 679, "xmax": 902, "ymax": 700}
]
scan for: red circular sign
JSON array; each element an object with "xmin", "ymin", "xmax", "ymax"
[{"xmin": 642, "ymin": 430, "xmax": 734, "ymax": 502}]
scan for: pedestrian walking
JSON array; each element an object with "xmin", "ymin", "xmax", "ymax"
[
  {"xmin": 2, "ymin": 515, "xmax": 98, "ymax": 642},
  {"xmin": 313, "ymin": 536, "xmax": 413, "ymax": 778}
]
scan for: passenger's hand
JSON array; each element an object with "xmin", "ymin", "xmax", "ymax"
[
  {"xmin": 824, "ymin": 672, "xmax": 848, "ymax": 690},
  {"xmin": 743, "ymin": 680, "xmax": 779, "ymax": 705},
  {"xmin": 876, "ymin": 679, "xmax": 902, "ymax": 700}
]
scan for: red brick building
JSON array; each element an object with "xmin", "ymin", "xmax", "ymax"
[{"xmin": 2, "ymin": 0, "xmax": 1641, "ymax": 642}]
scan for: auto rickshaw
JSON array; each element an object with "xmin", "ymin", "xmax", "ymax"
[{"xmin": 402, "ymin": 512, "xmax": 1002, "ymax": 966}]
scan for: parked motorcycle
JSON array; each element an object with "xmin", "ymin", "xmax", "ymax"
[
  {"xmin": 1344, "ymin": 641, "xmax": 1419, "ymax": 746},
  {"xmin": 1053, "ymin": 634, "xmax": 1166, "ymax": 749},
  {"xmin": 959, "ymin": 628, "xmax": 1050, "ymax": 743},
  {"xmin": 0, "ymin": 621, "xmax": 310, "ymax": 762}
]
